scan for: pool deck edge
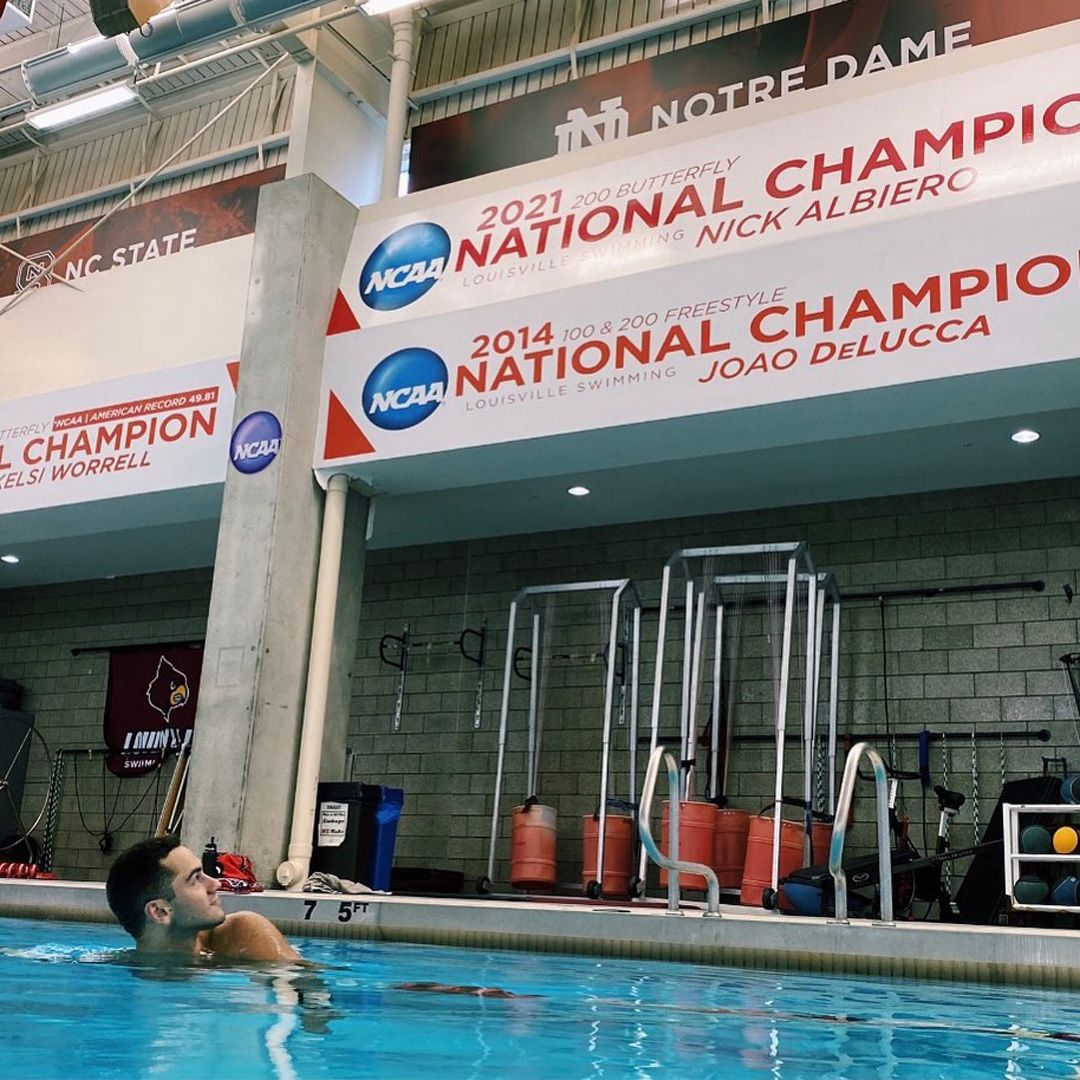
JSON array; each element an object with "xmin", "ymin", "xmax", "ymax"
[{"xmin": 1, "ymin": 880, "xmax": 1077, "ymax": 989}]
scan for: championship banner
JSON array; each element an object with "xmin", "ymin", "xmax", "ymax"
[
  {"xmin": 0, "ymin": 166, "xmax": 284, "ymax": 299},
  {"xmin": 318, "ymin": 37, "xmax": 1080, "ymax": 478},
  {"xmin": 103, "ymin": 644, "xmax": 203, "ymax": 777},
  {"xmin": 409, "ymin": 0, "xmax": 1080, "ymax": 191},
  {"xmin": 0, "ymin": 357, "xmax": 238, "ymax": 513}
]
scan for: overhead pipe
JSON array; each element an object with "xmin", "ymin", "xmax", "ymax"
[
  {"xmin": 379, "ymin": 8, "xmax": 415, "ymax": 199},
  {"xmin": 276, "ymin": 473, "xmax": 351, "ymax": 890},
  {"xmin": 18, "ymin": 0, "xmax": 368, "ymax": 104}
]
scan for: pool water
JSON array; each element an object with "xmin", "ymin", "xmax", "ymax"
[{"xmin": 0, "ymin": 917, "xmax": 1078, "ymax": 1079}]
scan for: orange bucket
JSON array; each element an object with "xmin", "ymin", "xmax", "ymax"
[
  {"xmin": 660, "ymin": 801, "xmax": 718, "ymax": 890},
  {"xmin": 740, "ymin": 813, "xmax": 804, "ymax": 907},
  {"xmin": 582, "ymin": 813, "xmax": 634, "ymax": 898},
  {"xmin": 510, "ymin": 803, "xmax": 557, "ymax": 890},
  {"xmin": 812, "ymin": 821, "xmax": 833, "ymax": 866},
  {"xmin": 713, "ymin": 809, "xmax": 751, "ymax": 888}
]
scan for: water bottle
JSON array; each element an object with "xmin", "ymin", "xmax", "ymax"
[{"xmin": 202, "ymin": 836, "xmax": 220, "ymax": 878}]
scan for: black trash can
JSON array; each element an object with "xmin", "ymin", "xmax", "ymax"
[{"xmin": 310, "ymin": 781, "xmax": 404, "ymax": 890}]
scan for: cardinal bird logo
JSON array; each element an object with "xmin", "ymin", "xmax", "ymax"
[{"xmin": 146, "ymin": 656, "xmax": 190, "ymax": 724}]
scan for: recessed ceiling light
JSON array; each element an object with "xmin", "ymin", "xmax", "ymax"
[
  {"xmin": 1010, "ymin": 429, "xmax": 1041, "ymax": 445},
  {"xmin": 1, "ymin": 554, "xmax": 19, "ymax": 564},
  {"xmin": 567, "ymin": 485, "xmax": 590, "ymax": 497}
]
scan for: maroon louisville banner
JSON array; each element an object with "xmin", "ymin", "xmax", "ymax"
[
  {"xmin": 0, "ymin": 164, "xmax": 285, "ymax": 299},
  {"xmin": 103, "ymin": 644, "xmax": 203, "ymax": 777},
  {"xmin": 409, "ymin": 0, "xmax": 1080, "ymax": 191}
]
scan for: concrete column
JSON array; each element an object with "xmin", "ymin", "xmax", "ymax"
[{"xmin": 183, "ymin": 173, "xmax": 362, "ymax": 878}]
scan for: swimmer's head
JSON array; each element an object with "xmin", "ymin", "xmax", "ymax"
[{"xmin": 106, "ymin": 835, "xmax": 224, "ymax": 942}]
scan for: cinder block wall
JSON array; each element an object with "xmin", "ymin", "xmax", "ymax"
[
  {"xmin": 0, "ymin": 571, "xmax": 212, "ymax": 880},
  {"xmin": 349, "ymin": 478, "xmax": 1080, "ymax": 893},
  {"xmin": 1, "ymin": 477, "xmax": 1078, "ymax": 887}
]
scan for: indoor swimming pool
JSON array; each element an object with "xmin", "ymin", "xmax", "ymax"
[{"xmin": 1, "ymin": 915, "xmax": 1077, "ymax": 1079}]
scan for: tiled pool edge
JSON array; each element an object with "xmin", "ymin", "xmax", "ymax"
[{"xmin": 2, "ymin": 880, "xmax": 1078, "ymax": 990}]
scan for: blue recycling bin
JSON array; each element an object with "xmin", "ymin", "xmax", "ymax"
[
  {"xmin": 311, "ymin": 781, "xmax": 404, "ymax": 889},
  {"xmin": 359, "ymin": 783, "xmax": 404, "ymax": 891}
]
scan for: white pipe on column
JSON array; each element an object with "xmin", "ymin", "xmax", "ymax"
[
  {"xmin": 380, "ymin": 10, "xmax": 416, "ymax": 200},
  {"xmin": 277, "ymin": 473, "xmax": 351, "ymax": 889}
]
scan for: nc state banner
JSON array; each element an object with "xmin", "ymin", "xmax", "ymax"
[
  {"xmin": 317, "ymin": 37, "xmax": 1080, "ymax": 478},
  {"xmin": 103, "ymin": 644, "xmax": 203, "ymax": 777}
]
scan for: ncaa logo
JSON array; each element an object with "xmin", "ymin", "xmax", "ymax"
[
  {"xmin": 359, "ymin": 222, "xmax": 450, "ymax": 311},
  {"xmin": 230, "ymin": 411, "xmax": 282, "ymax": 474},
  {"xmin": 362, "ymin": 348, "xmax": 448, "ymax": 431}
]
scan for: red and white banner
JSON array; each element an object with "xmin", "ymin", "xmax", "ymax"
[
  {"xmin": 0, "ymin": 167, "xmax": 283, "ymax": 299},
  {"xmin": 409, "ymin": 0, "xmax": 1080, "ymax": 190},
  {"xmin": 0, "ymin": 358, "xmax": 238, "ymax": 513},
  {"xmin": 316, "ymin": 39, "xmax": 1080, "ymax": 475}
]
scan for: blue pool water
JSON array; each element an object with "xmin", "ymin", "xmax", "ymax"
[{"xmin": 0, "ymin": 916, "xmax": 1077, "ymax": 1079}]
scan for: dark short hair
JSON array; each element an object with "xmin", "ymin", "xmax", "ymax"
[{"xmin": 105, "ymin": 835, "xmax": 182, "ymax": 939}]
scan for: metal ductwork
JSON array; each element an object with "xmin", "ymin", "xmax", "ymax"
[
  {"xmin": 23, "ymin": 36, "xmax": 130, "ymax": 101},
  {"xmin": 22, "ymin": 0, "xmax": 355, "ymax": 103},
  {"xmin": 126, "ymin": 0, "xmax": 243, "ymax": 63}
]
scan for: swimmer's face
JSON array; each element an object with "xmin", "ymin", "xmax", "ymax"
[{"xmin": 159, "ymin": 845, "xmax": 225, "ymax": 932}]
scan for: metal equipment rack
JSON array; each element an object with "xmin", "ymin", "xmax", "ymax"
[
  {"xmin": 640, "ymin": 544, "xmax": 839, "ymax": 898},
  {"xmin": 1002, "ymin": 802, "xmax": 1080, "ymax": 914},
  {"xmin": 481, "ymin": 578, "xmax": 642, "ymax": 898}
]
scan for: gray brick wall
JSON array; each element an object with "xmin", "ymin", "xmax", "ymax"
[
  {"xmin": 0, "ymin": 571, "xmax": 211, "ymax": 880},
  {"xmin": 1, "ymin": 475, "xmax": 1078, "ymax": 891},
  {"xmin": 350, "ymin": 478, "xmax": 1080, "ymax": 892}
]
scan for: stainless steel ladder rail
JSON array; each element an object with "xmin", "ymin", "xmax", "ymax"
[
  {"xmin": 638, "ymin": 744, "xmax": 720, "ymax": 916},
  {"xmin": 829, "ymin": 741, "xmax": 894, "ymax": 923}
]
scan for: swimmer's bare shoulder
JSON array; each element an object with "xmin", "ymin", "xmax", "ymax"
[{"xmin": 200, "ymin": 911, "xmax": 303, "ymax": 963}]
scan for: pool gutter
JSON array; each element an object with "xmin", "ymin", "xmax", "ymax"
[{"xmin": 1, "ymin": 880, "xmax": 1076, "ymax": 989}]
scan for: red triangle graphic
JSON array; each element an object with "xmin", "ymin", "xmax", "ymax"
[
  {"xmin": 324, "ymin": 391, "xmax": 375, "ymax": 459},
  {"xmin": 327, "ymin": 290, "xmax": 361, "ymax": 336},
  {"xmin": 225, "ymin": 361, "xmax": 240, "ymax": 391}
]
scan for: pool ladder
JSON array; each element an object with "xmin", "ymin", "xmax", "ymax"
[
  {"xmin": 639, "ymin": 745, "xmax": 720, "ymax": 916},
  {"xmin": 830, "ymin": 741, "xmax": 894, "ymax": 924}
]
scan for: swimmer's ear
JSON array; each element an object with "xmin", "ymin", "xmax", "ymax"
[{"xmin": 145, "ymin": 898, "xmax": 171, "ymax": 926}]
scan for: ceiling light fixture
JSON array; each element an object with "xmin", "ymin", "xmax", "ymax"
[
  {"xmin": 27, "ymin": 84, "xmax": 137, "ymax": 131},
  {"xmin": 66, "ymin": 34, "xmax": 105, "ymax": 54},
  {"xmin": 1010, "ymin": 429, "xmax": 1041, "ymax": 445},
  {"xmin": 567, "ymin": 485, "xmax": 591, "ymax": 497},
  {"xmin": 361, "ymin": 0, "xmax": 422, "ymax": 14},
  {"xmin": 0, "ymin": 554, "xmax": 20, "ymax": 564}
]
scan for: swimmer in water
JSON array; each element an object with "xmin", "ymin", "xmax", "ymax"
[{"xmin": 106, "ymin": 835, "xmax": 299, "ymax": 962}]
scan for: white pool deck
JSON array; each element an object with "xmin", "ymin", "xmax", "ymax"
[{"xmin": 1, "ymin": 879, "xmax": 1078, "ymax": 988}]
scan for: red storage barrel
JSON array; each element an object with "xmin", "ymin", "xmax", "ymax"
[
  {"xmin": 740, "ymin": 813, "xmax": 803, "ymax": 907},
  {"xmin": 660, "ymin": 801, "xmax": 718, "ymax": 890},
  {"xmin": 510, "ymin": 803, "xmax": 557, "ymax": 890},
  {"xmin": 582, "ymin": 813, "xmax": 634, "ymax": 898},
  {"xmin": 713, "ymin": 809, "xmax": 751, "ymax": 888}
]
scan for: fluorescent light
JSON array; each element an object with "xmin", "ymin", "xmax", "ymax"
[
  {"xmin": 0, "ymin": 554, "xmax": 19, "ymax": 564},
  {"xmin": 1010, "ymin": 429, "xmax": 1041, "ymax": 445},
  {"xmin": 567, "ymin": 485, "xmax": 591, "ymax": 497},
  {"xmin": 67, "ymin": 34, "xmax": 105, "ymax": 53},
  {"xmin": 28, "ymin": 85, "xmax": 138, "ymax": 132},
  {"xmin": 361, "ymin": 0, "xmax": 421, "ymax": 14}
]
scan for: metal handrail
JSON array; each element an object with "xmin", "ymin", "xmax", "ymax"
[
  {"xmin": 639, "ymin": 745, "xmax": 720, "ymax": 916},
  {"xmin": 829, "ymin": 742, "xmax": 894, "ymax": 923}
]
